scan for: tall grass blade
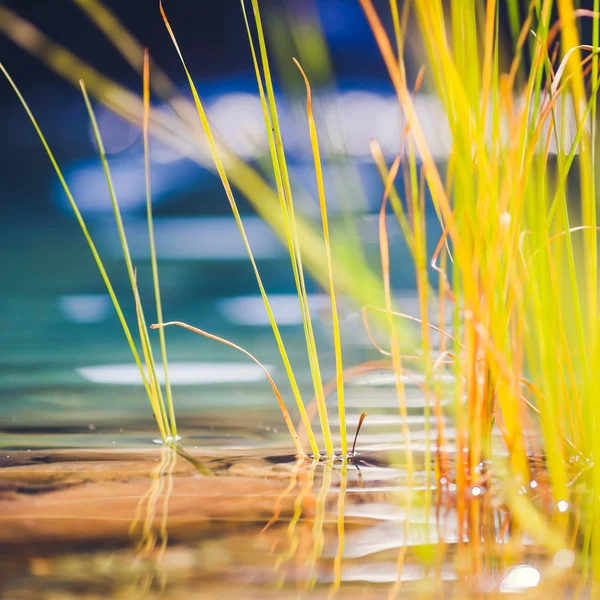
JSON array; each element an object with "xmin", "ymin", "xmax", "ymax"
[
  {"xmin": 0, "ymin": 62, "xmax": 164, "ymax": 433},
  {"xmin": 293, "ymin": 58, "xmax": 346, "ymax": 456},
  {"xmin": 159, "ymin": 0, "xmax": 319, "ymax": 457},
  {"xmin": 80, "ymin": 80, "xmax": 172, "ymax": 439},
  {"xmin": 245, "ymin": 0, "xmax": 333, "ymax": 457}
]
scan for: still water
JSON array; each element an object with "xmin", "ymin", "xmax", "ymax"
[{"xmin": 0, "ymin": 216, "xmax": 580, "ymax": 598}]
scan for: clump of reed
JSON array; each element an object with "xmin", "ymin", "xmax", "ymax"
[
  {"xmin": 3, "ymin": 0, "xmax": 600, "ymax": 586},
  {"xmin": 363, "ymin": 0, "xmax": 600, "ymax": 581}
]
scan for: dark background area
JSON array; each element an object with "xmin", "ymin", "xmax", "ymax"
[
  {"xmin": 0, "ymin": 0, "xmax": 392, "ymax": 85},
  {"xmin": 0, "ymin": 0, "xmax": 393, "ymax": 218},
  {"xmin": 0, "ymin": 0, "xmax": 555, "ymax": 219}
]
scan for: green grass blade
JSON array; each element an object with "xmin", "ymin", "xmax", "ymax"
[
  {"xmin": 0, "ymin": 62, "xmax": 157, "ymax": 416},
  {"xmin": 80, "ymin": 79, "xmax": 172, "ymax": 439},
  {"xmin": 133, "ymin": 269, "xmax": 168, "ymax": 440}
]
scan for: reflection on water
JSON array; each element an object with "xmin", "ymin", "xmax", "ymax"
[
  {"xmin": 127, "ymin": 445, "xmax": 177, "ymax": 597},
  {"xmin": 218, "ymin": 293, "xmax": 331, "ymax": 327},
  {"xmin": 77, "ymin": 361, "xmax": 271, "ymax": 386},
  {"xmin": 0, "ymin": 443, "xmax": 584, "ymax": 598},
  {"xmin": 0, "ymin": 212, "xmax": 429, "ymax": 433}
]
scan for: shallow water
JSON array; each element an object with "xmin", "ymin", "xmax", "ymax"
[
  {"xmin": 0, "ymin": 435, "xmax": 584, "ymax": 599},
  {"xmin": 0, "ymin": 217, "xmax": 588, "ymax": 597}
]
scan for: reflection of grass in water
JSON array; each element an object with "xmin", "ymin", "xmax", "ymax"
[
  {"xmin": 261, "ymin": 456, "xmax": 343, "ymax": 594},
  {"xmin": 156, "ymin": 449, "xmax": 175, "ymax": 591},
  {"xmin": 328, "ymin": 460, "xmax": 347, "ymax": 599},
  {"xmin": 274, "ymin": 460, "xmax": 318, "ymax": 586},
  {"xmin": 389, "ymin": 490, "xmax": 410, "ymax": 600},
  {"xmin": 265, "ymin": 459, "xmax": 341, "ymax": 595},
  {"xmin": 262, "ymin": 457, "xmax": 305, "ymax": 535},
  {"xmin": 125, "ymin": 445, "xmax": 176, "ymax": 598},
  {"xmin": 0, "ymin": 449, "xmax": 590, "ymax": 596},
  {"xmin": 307, "ymin": 460, "xmax": 334, "ymax": 589},
  {"xmin": 129, "ymin": 446, "xmax": 175, "ymax": 554}
]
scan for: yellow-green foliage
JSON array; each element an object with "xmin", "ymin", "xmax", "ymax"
[{"xmin": 360, "ymin": 0, "xmax": 600, "ymax": 573}]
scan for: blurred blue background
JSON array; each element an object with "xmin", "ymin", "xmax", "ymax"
[{"xmin": 0, "ymin": 0, "xmax": 530, "ymax": 444}]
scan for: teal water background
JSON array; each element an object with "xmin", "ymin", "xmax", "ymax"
[{"xmin": 0, "ymin": 211, "xmax": 439, "ymax": 451}]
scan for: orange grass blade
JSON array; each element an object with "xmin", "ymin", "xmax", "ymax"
[
  {"xmin": 143, "ymin": 49, "xmax": 177, "ymax": 439},
  {"xmin": 379, "ymin": 155, "xmax": 414, "ymax": 478},
  {"xmin": 151, "ymin": 321, "xmax": 305, "ymax": 458}
]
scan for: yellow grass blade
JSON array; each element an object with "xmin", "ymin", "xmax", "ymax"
[
  {"xmin": 133, "ymin": 270, "xmax": 169, "ymax": 440},
  {"xmin": 159, "ymin": 0, "xmax": 319, "ymax": 457},
  {"xmin": 246, "ymin": 0, "xmax": 333, "ymax": 457},
  {"xmin": 293, "ymin": 58, "xmax": 346, "ymax": 456}
]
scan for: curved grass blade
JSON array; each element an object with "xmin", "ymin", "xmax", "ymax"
[
  {"xmin": 80, "ymin": 80, "xmax": 172, "ymax": 439},
  {"xmin": 293, "ymin": 58, "xmax": 346, "ymax": 456},
  {"xmin": 152, "ymin": 321, "xmax": 305, "ymax": 458}
]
